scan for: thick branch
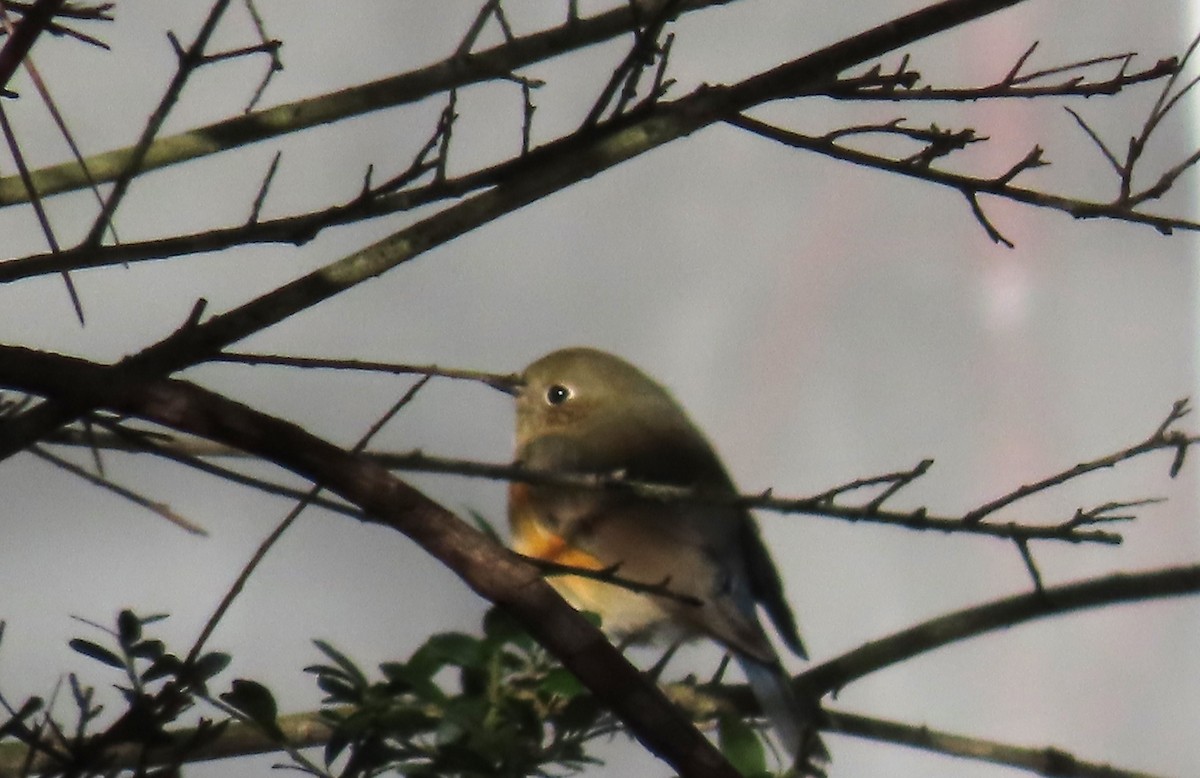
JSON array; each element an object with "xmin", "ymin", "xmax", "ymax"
[
  {"xmin": 0, "ymin": 0, "xmax": 1040, "ymax": 465},
  {"xmin": 799, "ymin": 563, "xmax": 1200, "ymax": 695},
  {"xmin": 0, "ymin": 0, "xmax": 66, "ymax": 92},
  {"xmin": 0, "ymin": 704, "xmax": 1165, "ymax": 778},
  {"xmin": 728, "ymin": 114, "xmax": 1200, "ymax": 235},
  {"xmin": 824, "ymin": 709, "xmax": 1163, "ymax": 778},
  {"xmin": 0, "ymin": 0, "xmax": 733, "ymax": 207},
  {"xmin": 0, "ymin": 345, "xmax": 738, "ymax": 778},
  {"xmin": 39, "ymin": 432, "xmax": 1125, "ymax": 545}
]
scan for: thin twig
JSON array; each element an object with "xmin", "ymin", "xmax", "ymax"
[
  {"xmin": 29, "ymin": 445, "xmax": 208, "ymax": 535},
  {"xmin": 89, "ymin": 417, "xmax": 368, "ymax": 519},
  {"xmin": 82, "ymin": 0, "xmax": 235, "ymax": 248},
  {"xmin": 211, "ymin": 351, "xmax": 521, "ymax": 393},
  {"xmin": 247, "ymin": 151, "xmax": 282, "ymax": 225},
  {"xmin": 0, "ymin": 99, "xmax": 83, "ymax": 323},
  {"xmin": 185, "ymin": 376, "xmax": 431, "ymax": 665},
  {"xmin": 824, "ymin": 708, "xmax": 1164, "ymax": 778},
  {"xmin": 961, "ymin": 399, "xmax": 1193, "ymax": 524},
  {"xmin": 525, "ymin": 555, "xmax": 704, "ymax": 606},
  {"xmin": 799, "ymin": 562, "xmax": 1200, "ymax": 695},
  {"xmin": 727, "ymin": 113, "xmax": 1199, "ymax": 241},
  {"xmin": 39, "ymin": 432, "xmax": 1132, "ymax": 546}
]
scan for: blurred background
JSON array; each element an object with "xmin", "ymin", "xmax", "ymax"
[{"xmin": 0, "ymin": 2, "xmax": 1197, "ymax": 776}]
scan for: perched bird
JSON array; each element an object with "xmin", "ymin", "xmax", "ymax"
[{"xmin": 507, "ymin": 347, "xmax": 826, "ymax": 767}]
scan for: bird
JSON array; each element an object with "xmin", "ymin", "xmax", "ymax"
[{"xmin": 506, "ymin": 346, "xmax": 826, "ymax": 769}]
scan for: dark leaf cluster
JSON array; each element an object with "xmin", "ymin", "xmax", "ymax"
[{"xmin": 306, "ymin": 608, "xmax": 609, "ymax": 778}]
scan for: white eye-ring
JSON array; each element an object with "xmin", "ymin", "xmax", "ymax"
[{"xmin": 545, "ymin": 384, "xmax": 572, "ymax": 406}]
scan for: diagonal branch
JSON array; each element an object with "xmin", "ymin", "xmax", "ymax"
[
  {"xmin": 961, "ymin": 399, "xmax": 1193, "ymax": 523},
  {"xmin": 823, "ymin": 709, "xmax": 1163, "ymax": 778},
  {"xmin": 727, "ymin": 113, "xmax": 1200, "ymax": 237},
  {"xmin": 0, "ymin": 344, "xmax": 739, "ymax": 778},
  {"xmin": 798, "ymin": 562, "xmax": 1200, "ymax": 695},
  {"xmin": 0, "ymin": 0, "xmax": 1041, "ymax": 466},
  {"xmin": 0, "ymin": 0, "xmax": 735, "ymax": 208}
]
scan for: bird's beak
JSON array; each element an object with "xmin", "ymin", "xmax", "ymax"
[{"xmin": 485, "ymin": 373, "xmax": 524, "ymax": 397}]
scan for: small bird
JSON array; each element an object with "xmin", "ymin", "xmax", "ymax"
[{"xmin": 507, "ymin": 347, "xmax": 826, "ymax": 768}]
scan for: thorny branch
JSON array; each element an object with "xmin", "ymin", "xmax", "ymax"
[
  {"xmin": 0, "ymin": 4, "xmax": 1188, "ymax": 288},
  {"xmin": 41, "ymin": 390, "xmax": 1199, "ymax": 547},
  {"xmin": 0, "ymin": 690, "xmax": 1170, "ymax": 778},
  {"xmin": 741, "ymin": 35, "xmax": 1197, "ymax": 246},
  {"xmin": 824, "ymin": 42, "xmax": 1178, "ymax": 101},
  {"xmin": 0, "ymin": 343, "xmax": 743, "ymax": 778},
  {"xmin": 727, "ymin": 112, "xmax": 1194, "ymax": 248},
  {"xmin": 961, "ymin": 399, "xmax": 1193, "ymax": 524},
  {"xmin": 1068, "ymin": 32, "xmax": 1200, "ymax": 208}
]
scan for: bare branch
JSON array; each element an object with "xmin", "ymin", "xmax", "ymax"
[
  {"xmin": 209, "ymin": 351, "xmax": 522, "ymax": 393},
  {"xmin": 965, "ymin": 190, "xmax": 1014, "ymax": 248},
  {"xmin": 961, "ymin": 399, "xmax": 1194, "ymax": 524},
  {"xmin": 824, "ymin": 709, "xmax": 1164, "ymax": 778},
  {"xmin": 0, "ymin": 0, "xmax": 736, "ymax": 208},
  {"xmin": 800, "ymin": 562, "xmax": 1200, "ymax": 695},
  {"xmin": 28, "ymin": 444, "xmax": 208, "ymax": 535},
  {"xmin": 40, "ymin": 430, "xmax": 1141, "ymax": 546},
  {"xmin": 0, "ymin": 344, "xmax": 742, "ymax": 778},
  {"xmin": 82, "ymin": 0, "xmax": 237, "ymax": 248},
  {"xmin": 727, "ymin": 114, "xmax": 1200, "ymax": 239},
  {"xmin": 1064, "ymin": 106, "xmax": 1123, "ymax": 176}
]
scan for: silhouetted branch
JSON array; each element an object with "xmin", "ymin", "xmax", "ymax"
[
  {"xmin": 799, "ymin": 562, "xmax": 1200, "ymax": 695},
  {"xmin": 0, "ymin": 0, "xmax": 735, "ymax": 207},
  {"xmin": 727, "ymin": 114, "xmax": 1200, "ymax": 240},
  {"xmin": 823, "ymin": 709, "xmax": 1163, "ymax": 778},
  {"xmin": 40, "ymin": 432, "xmax": 1132, "ymax": 545},
  {"xmin": 961, "ymin": 399, "xmax": 1192, "ymax": 523},
  {"xmin": 0, "ymin": 344, "xmax": 740, "ymax": 778}
]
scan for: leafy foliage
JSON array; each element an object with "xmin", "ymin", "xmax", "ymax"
[
  {"xmin": 306, "ymin": 608, "xmax": 610, "ymax": 778},
  {"xmin": 0, "ymin": 608, "xmax": 784, "ymax": 778}
]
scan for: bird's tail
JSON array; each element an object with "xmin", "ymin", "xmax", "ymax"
[{"xmin": 737, "ymin": 654, "xmax": 829, "ymax": 774}]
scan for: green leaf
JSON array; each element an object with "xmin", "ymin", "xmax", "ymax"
[
  {"xmin": 192, "ymin": 651, "xmax": 231, "ymax": 681},
  {"xmin": 539, "ymin": 668, "xmax": 586, "ymax": 699},
  {"xmin": 315, "ymin": 675, "xmax": 360, "ymax": 704},
  {"xmin": 117, "ymin": 610, "xmax": 142, "ymax": 647},
  {"xmin": 555, "ymin": 694, "xmax": 603, "ymax": 733},
  {"xmin": 409, "ymin": 632, "xmax": 483, "ymax": 675},
  {"xmin": 466, "ymin": 509, "xmax": 500, "ymax": 541},
  {"xmin": 129, "ymin": 639, "xmax": 165, "ymax": 661},
  {"xmin": 481, "ymin": 608, "xmax": 529, "ymax": 645},
  {"xmin": 141, "ymin": 653, "xmax": 183, "ymax": 683},
  {"xmin": 69, "ymin": 639, "xmax": 125, "ymax": 669},
  {"xmin": 221, "ymin": 679, "xmax": 283, "ymax": 740},
  {"xmin": 323, "ymin": 728, "xmax": 350, "ymax": 765},
  {"xmin": 312, "ymin": 640, "xmax": 368, "ymax": 689},
  {"xmin": 717, "ymin": 713, "xmax": 767, "ymax": 777},
  {"xmin": 377, "ymin": 661, "xmax": 442, "ymax": 702}
]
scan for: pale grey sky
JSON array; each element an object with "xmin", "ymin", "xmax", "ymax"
[{"xmin": 0, "ymin": 3, "xmax": 1197, "ymax": 777}]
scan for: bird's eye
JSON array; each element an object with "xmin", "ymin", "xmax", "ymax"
[{"xmin": 545, "ymin": 384, "xmax": 572, "ymax": 406}]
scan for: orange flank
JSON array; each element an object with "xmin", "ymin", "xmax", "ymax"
[{"xmin": 509, "ymin": 485, "xmax": 604, "ymax": 569}]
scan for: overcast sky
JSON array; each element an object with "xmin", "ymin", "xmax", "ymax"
[{"xmin": 1, "ymin": 3, "xmax": 1197, "ymax": 777}]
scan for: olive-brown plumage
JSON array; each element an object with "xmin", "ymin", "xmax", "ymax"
[{"xmin": 508, "ymin": 347, "xmax": 826, "ymax": 766}]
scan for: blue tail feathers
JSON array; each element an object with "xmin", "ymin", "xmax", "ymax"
[{"xmin": 737, "ymin": 654, "xmax": 828, "ymax": 773}]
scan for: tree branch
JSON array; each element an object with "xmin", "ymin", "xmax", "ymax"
[
  {"xmin": 824, "ymin": 709, "xmax": 1163, "ymax": 778},
  {"xmin": 0, "ymin": 345, "xmax": 739, "ymax": 778},
  {"xmin": 799, "ymin": 562, "xmax": 1200, "ymax": 695},
  {"xmin": 0, "ymin": 0, "xmax": 1040, "ymax": 465},
  {"xmin": 0, "ymin": 0, "xmax": 734, "ymax": 207}
]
